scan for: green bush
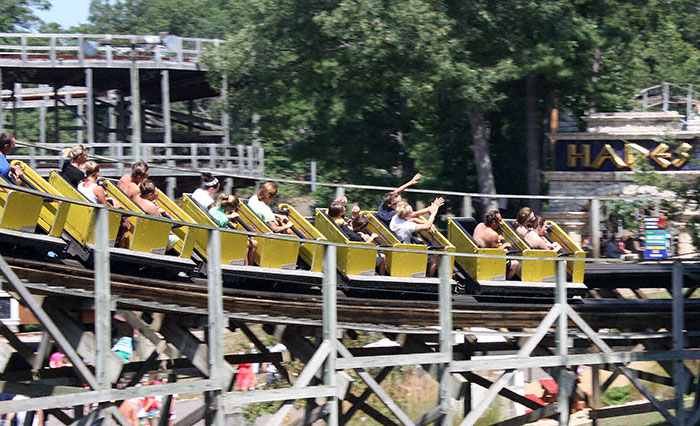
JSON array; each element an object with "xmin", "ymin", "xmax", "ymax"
[{"xmin": 601, "ymin": 385, "xmax": 632, "ymax": 406}]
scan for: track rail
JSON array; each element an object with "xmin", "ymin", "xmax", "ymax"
[{"xmin": 5, "ymin": 257, "xmax": 700, "ymax": 332}]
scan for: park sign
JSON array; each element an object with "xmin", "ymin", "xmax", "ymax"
[
  {"xmin": 644, "ymin": 216, "xmax": 668, "ymax": 259},
  {"xmin": 554, "ymin": 139, "xmax": 696, "ymax": 171}
]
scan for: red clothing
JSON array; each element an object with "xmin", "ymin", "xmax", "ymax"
[{"xmin": 236, "ymin": 363, "xmax": 255, "ymax": 390}]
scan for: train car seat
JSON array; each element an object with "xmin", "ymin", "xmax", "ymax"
[
  {"xmin": 278, "ymin": 203, "xmax": 326, "ymax": 272},
  {"xmin": 10, "ymin": 161, "xmax": 75, "ymax": 239},
  {"xmin": 500, "ymin": 219, "xmax": 557, "ymax": 282},
  {"xmin": 153, "ymin": 187, "xmax": 196, "ymax": 259},
  {"xmin": 364, "ymin": 211, "xmax": 428, "ymax": 278},
  {"xmin": 47, "ymin": 171, "xmax": 122, "ymax": 246},
  {"xmin": 448, "ymin": 217, "xmax": 508, "ymax": 281},
  {"xmin": 94, "ymin": 178, "xmax": 172, "ymax": 255},
  {"xmin": 314, "ymin": 208, "xmax": 377, "ymax": 276},
  {"xmin": 181, "ymin": 194, "xmax": 249, "ymax": 266},
  {"xmin": 231, "ymin": 199, "xmax": 300, "ymax": 269},
  {"xmin": 545, "ymin": 220, "xmax": 586, "ymax": 283}
]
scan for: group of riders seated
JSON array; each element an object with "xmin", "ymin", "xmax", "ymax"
[{"xmin": 0, "ymin": 135, "xmax": 564, "ymax": 278}]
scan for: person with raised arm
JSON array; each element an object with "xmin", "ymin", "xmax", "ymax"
[{"xmin": 376, "ymin": 173, "xmax": 444, "ymax": 227}]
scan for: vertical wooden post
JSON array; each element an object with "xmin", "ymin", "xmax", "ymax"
[
  {"xmin": 54, "ymin": 85, "xmax": 60, "ymax": 143},
  {"xmin": 673, "ymin": 261, "xmax": 686, "ymax": 425},
  {"xmin": 687, "ymin": 84, "xmax": 693, "ymax": 121},
  {"xmin": 334, "ymin": 186, "xmax": 345, "ymax": 201},
  {"xmin": 94, "ymin": 207, "xmax": 111, "ymax": 389},
  {"xmin": 310, "ymin": 160, "xmax": 317, "ymax": 192},
  {"xmin": 86, "ymin": 68, "xmax": 94, "ymax": 144},
  {"xmin": 590, "ymin": 198, "xmax": 600, "ymax": 258},
  {"xmin": 39, "ymin": 85, "xmax": 47, "ymax": 146},
  {"xmin": 462, "ymin": 196, "xmax": 473, "ymax": 218},
  {"xmin": 161, "ymin": 70, "xmax": 176, "ymax": 198},
  {"xmin": 207, "ymin": 228, "xmax": 225, "ymax": 425},
  {"xmin": 322, "ymin": 245, "xmax": 338, "ymax": 426},
  {"xmin": 12, "ymin": 83, "xmax": 18, "ymax": 136},
  {"xmin": 663, "ymin": 82, "xmax": 669, "ymax": 112},
  {"xmin": 130, "ymin": 57, "xmax": 142, "ymax": 162},
  {"xmin": 437, "ymin": 255, "xmax": 454, "ymax": 425},
  {"xmin": 0, "ymin": 68, "xmax": 4, "ymax": 132},
  {"xmin": 556, "ymin": 259, "xmax": 570, "ymax": 425},
  {"xmin": 76, "ymin": 103, "xmax": 84, "ymax": 145},
  {"xmin": 591, "ymin": 364, "xmax": 601, "ymax": 426}
]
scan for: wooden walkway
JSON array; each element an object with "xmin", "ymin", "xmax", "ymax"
[{"xmin": 0, "ymin": 33, "xmax": 264, "ymax": 184}]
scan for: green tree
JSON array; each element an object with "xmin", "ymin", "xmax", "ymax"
[
  {"xmin": 0, "ymin": 0, "xmax": 49, "ymax": 31},
  {"xmin": 84, "ymin": 0, "xmax": 233, "ymax": 38}
]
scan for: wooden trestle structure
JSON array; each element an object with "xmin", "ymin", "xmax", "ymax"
[
  {"xmin": 0, "ymin": 193, "xmax": 698, "ymax": 425},
  {"xmin": 0, "ymin": 33, "xmax": 264, "ymax": 197}
]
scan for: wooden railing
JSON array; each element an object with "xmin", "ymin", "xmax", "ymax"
[
  {"xmin": 0, "ymin": 33, "xmax": 223, "ymax": 70},
  {"xmin": 13, "ymin": 141, "xmax": 264, "ymax": 177}
]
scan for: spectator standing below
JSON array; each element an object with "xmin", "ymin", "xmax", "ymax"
[
  {"xmin": 524, "ymin": 216, "xmax": 562, "ymax": 252},
  {"xmin": 209, "ymin": 194, "xmax": 258, "ymax": 266},
  {"xmin": 472, "ymin": 210, "xmax": 520, "ymax": 280},
  {"xmin": 515, "ymin": 206, "xmax": 534, "ymax": 238},
  {"xmin": 191, "ymin": 172, "xmax": 220, "ymax": 209},
  {"xmin": 112, "ymin": 335, "xmax": 134, "ymax": 362},
  {"xmin": 390, "ymin": 200, "xmax": 441, "ymax": 276},
  {"xmin": 248, "ymin": 182, "xmax": 295, "ymax": 234},
  {"xmin": 118, "ymin": 161, "xmax": 150, "ymax": 200},
  {"xmin": 60, "ymin": 144, "xmax": 88, "ymax": 187},
  {"xmin": 0, "ymin": 133, "xmax": 23, "ymax": 184}
]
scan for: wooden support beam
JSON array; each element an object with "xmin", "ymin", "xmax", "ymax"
[
  {"xmin": 345, "ymin": 393, "xmax": 399, "ymax": 426},
  {"xmin": 288, "ymin": 403, "xmax": 329, "ymax": 426},
  {"xmin": 413, "ymin": 406, "xmax": 445, "ymax": 426},
  {"xmin": 45, "ymin": 407, "xmax": 74, "ymax": 424},
  {"xmin": 32, "ymin": 332, "xmax": 52, "ymax": 371},
  {"xmin": 235, "ymin": 321, "xmax": 292, "ymax": 384},
  {"xmin": 460, "ymin": 372, "xmax": 546, "ymax": 411},
  {"xmin": 336, "ymin": 342, "xmax": 413, "ymax": 426},
  {"xmin": 589, "ymin": 398, "xmax": 676, "ymax": 420},
  {"xmin": 491, "ymin": 403, "xmax": 559, "ymax": 426},
  {"xmin": 173, "ymin": 403, "xmax": 207, "ymax": 426},
  {"xmin": 43, "ymin": 305, "xmax": 124, "ymax": 385},
  {"xmin": 0, "ymin": 320, "xmax": 35, "ymax": 366},
  {"xmin": 340, "ymin": 367, "xmax": 392, "ymax": 424},
  {"xmin": 117, "ymin": 310, "xmax": 180, "ymax": 359},
  {"xmin": 266, "ymin": 340, "xmax": 332, "ymax": 426},
  {"xmin": 0, "ymin": 255, "xmax": 99, "ymax": 389}
]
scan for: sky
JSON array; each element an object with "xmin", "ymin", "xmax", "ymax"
[{"xmin": 33, "ymin": 0, "xmax": 92, "ymax": 29}]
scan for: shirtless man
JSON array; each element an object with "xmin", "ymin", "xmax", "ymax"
[
  {"xmin": 118, "ymin": 161, "xmax": 149, "ymax": 200},
  {"xmin": 472, "ymin": 210, "xmax": 519, "ymax": 280},
  {"xmin": 134, "ymin": 179, "xmax": 164, "ymax": 216}
]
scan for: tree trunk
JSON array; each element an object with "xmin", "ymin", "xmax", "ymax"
[
  {"xmin": 525, "ymin": 75, "xmax": 542, "ymax": 213},
  {"xmin": 469, "ymin": 107, "xmax": 499, "ymax": 217}
]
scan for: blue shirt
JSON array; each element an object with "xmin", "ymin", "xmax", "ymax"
[
  {"xmin": 0, "ymin": 154, "xmax": 11, "ymax": 182},
  {"xmin": 376, "ymin": 202, "xmax": 395, "ymax": 226}
]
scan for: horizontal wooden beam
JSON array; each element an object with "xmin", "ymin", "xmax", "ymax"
[{"xmin": 0, "ymin": 379, "xmax": 220, "ymax": 414}]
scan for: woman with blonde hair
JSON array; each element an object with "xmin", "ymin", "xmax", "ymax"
[
  {"xmin": 60, "ymin": 144, "xmax": 88, "ymax": 187},
  {"xmin": 77, "ymin": 161, "xmax": 109, "ymax": 205}
]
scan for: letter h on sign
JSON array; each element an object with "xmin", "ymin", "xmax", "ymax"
[{"xmin": 567, "ymin": 144, "xmax": 591, "ymax": 168}]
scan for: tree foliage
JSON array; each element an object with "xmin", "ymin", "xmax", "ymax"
[{"xmin": 0, "ymin": 0, "xmax": 49, "ymax": 32}]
